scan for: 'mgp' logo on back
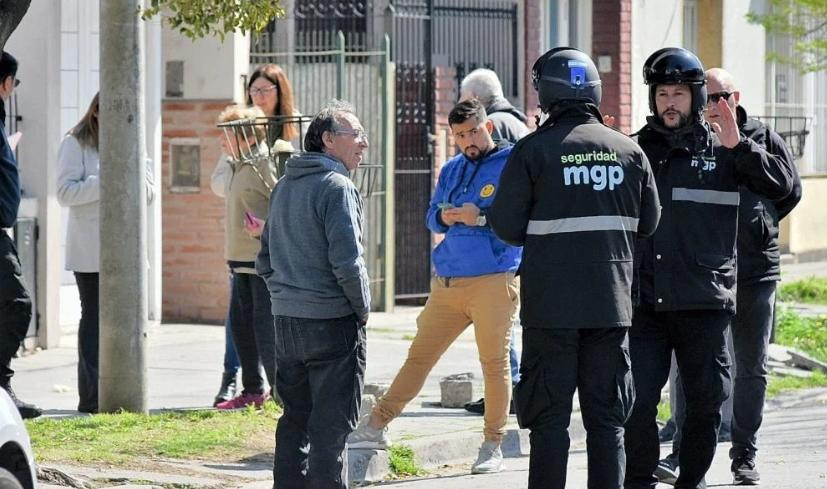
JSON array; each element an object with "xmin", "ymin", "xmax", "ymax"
[{"xmin": 560, "ymin": 150, "xmax": 625, "ymax": 191}]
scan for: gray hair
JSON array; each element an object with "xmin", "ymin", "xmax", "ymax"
[
  {"xmin": 460, "ymin": 68, "xmax": 504, "ymax": 108},
  {"xmin": 304, "ymin": 99, "xmax": 357, "ymax": 153}
]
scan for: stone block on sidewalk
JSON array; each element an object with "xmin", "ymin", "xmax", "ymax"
[
  {"xmin": 363, "ymin": 382, "xmax": 389, "ymax": 399},
  {"xmin": 787, "ymin": 349, "xmax": 827, "ymax": 374},
  {"xmin": 439, "ymin": 372, "xmax": 475, "ymax": 408}
]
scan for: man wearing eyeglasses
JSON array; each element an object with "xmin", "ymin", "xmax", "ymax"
[
  {"xmin": 349, "ymin": 99, "xmax": 521, "ymax": 475},
  {"xmin": 657, "ymin": 68, "xmax": 802, "ymax": 487},
  {"xmin": 0, "ymin": 50, "xmax": 41, "ymax": 419},
  {"xmin": 257, "ymin": 99, "xmax": 370, "ymax": 488},
  {"xmin": 623, "ymin": 48, "xmax": 795, "ymax": 489}
]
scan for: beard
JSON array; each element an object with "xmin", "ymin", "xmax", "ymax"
[
  {"xmin": 463, "ymin": 145, "xmax": 483, "ymax": 161},
  {"xmin": 659, "ymin": 108, "xmax": 692, "ymax": 129}
]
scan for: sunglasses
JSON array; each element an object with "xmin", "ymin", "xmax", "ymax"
[{"xmin": 706, "ymin": 91, "xmax": 733, "ymax": 104}]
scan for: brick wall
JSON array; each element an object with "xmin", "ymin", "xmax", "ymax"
[
  {"xmin": 593, "ymin": 0, "xmax": 633, "ymax": 134},
  {"xmin": 162, "ymin": 100, "xmax": 233, "ymax": 323}
]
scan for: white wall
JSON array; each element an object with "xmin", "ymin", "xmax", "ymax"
[
  {"xmin": 162, "ymin": 28, "xmax": 249, "ymax": 101},
  {"xmin": 631, "ymin": 0, "xmax": 685, "ymax": 129},
  {"xmin": 6, "ymin": 1, "xmax": 63, "ymax": 347},
  {"xmin": 721, "ymin": 0, "xmax": 766, "ymax": 114}
]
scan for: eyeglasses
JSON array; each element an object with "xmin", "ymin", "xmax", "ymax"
[
  {"xmin": 706, "ymin": 91, "xmax": 733, "ymax": 104},
  {"xmin": 335, "ymin": 128, "xmax": 368, "ymax": 143},
  {"xmin": 248, "ymin": 85, "xmax": 277, "ymax": 97}
]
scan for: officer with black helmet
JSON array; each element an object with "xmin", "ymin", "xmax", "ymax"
[
  {"xmin": 623, "ymin": 48, "xmax": 795, "ymax": 489},
  {"xmin": 489, "ymin": 47, "xmax": 661, "ymax": 489}
]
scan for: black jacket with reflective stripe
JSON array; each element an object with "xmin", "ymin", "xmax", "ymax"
[
  {"xmin": 736, "ymin": 105, "xmax": 802, "ymax": 285},
  {"xmin": 489, "ymin": 104, "xmax": 661, "ymax": 329},
  {"xmin": 633, "ymin": 117, "xmax": 795, "ymax": 314}
]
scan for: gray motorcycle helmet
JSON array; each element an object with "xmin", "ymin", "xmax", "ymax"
[{"xmin": 532, "ymin": 47, "xmax": 602, "ymax": 112}]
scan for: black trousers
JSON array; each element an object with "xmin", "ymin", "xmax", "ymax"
[
  {"xmin": 730, "ymin": 281, "xmax": 776, "ymax": 460},
  {"xmin": 228, "ymin": 272, "xmax": 276, "ymax": 394},
  {"xmin": 75, "ymin": 272, "xmax": 99, "ymax": 412},
  {"xmin": 0, "ymin": 232, "xmax": 32, "ymax": 387},
  {"xmin": 273, "ymin": 315, "xmax": 366, "ymax": 489},
  {"xmin": 624, "ymin": 306, "xmax": 731, "ymax": 489},
  {"xmin": 515, "ymin": 327, "xmax": 634, "ymax": 489}
]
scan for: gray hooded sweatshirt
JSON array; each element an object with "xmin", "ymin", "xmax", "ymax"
[{"xmin": 256, "ymin": 152, "xmax": 371, "ymax": 323}]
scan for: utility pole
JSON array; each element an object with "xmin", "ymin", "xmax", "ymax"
[{"xmin": 98, "ymin": 0, "xmax": 148, "ymax": 413}]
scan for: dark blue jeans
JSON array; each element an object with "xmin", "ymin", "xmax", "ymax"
[
  {"xmin": 223, "ymin": 274, "xmax": 240, "ymax": 374},
  {"xmin": 229, "ymin": 272, "xmax": 276, "ymax": 394},
  {"xmin": 273, "ymin": 314, "xmax": 366, "ymax": 489},
  {"xmin": 730, "ymin": 281, "xmax": 776, "ymax": 460},
  {"xmin": 75, "ymin": 272, "xmax": 99, "ymax": 412},
  {"xmin": 624, "ymin": 306, "xmax": 731, "ymax": 489}
]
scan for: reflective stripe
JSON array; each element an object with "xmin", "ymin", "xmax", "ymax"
[
  {"xmin": 672, "ymin": 188, "xmax": 740, "ymax": 206},
  {"xmin": 527, "ymin": 215, "xmax": 640, "ymax": 235}
]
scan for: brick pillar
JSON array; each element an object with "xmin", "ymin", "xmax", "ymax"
[
  {"xmin": 524, "ymin": 0, "xmax": 542, "ymax": 127},
  {"xmin": 593, "ymin": 0, "xmax": 633, "ymax": 134}
]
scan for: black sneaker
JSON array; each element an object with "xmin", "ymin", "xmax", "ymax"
[
  {"xmin": 655, "ymin": 452, "xmax": 679, "ymax": 485},
  {"xmin": 732, "ymin": 456, "xmax": 760, "ymax": 485},
  {"xmin": 213, "ymin": 371, "xmax": 237, "ymax": 407},
  {"xmin": 2, "ymin": 384, "xmax": 42, "ymax": 419},
  {"xmin": 463, "ymin": 398, "xmax": 516, "ymax": 415}
]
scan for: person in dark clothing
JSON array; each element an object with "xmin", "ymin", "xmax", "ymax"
[
  {"xmin": 656, "ymin": 67, "xmax": 803, "ymax": 487},
  {"xmin": 459, "ymin": 67, "xmax": 531, "ymax": 416},
  {"xmin": 0, "ymin": 51, "xmax": 41, "ymax": 419},
  {"xmin": 623, "ymin": 48, "xmax": 794, "ymax": 489},
  {"xmin": 489, "ymin": 47, "xmax": 661, "ymax": 489}
]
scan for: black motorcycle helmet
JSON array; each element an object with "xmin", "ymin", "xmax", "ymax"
[
  {"xmin": 532, "ymin": 47, "xmax": 602, "ymax": 112},
  {"xmin": 643, "ymin": 47, "xmax": 707, "ymax": 118}
]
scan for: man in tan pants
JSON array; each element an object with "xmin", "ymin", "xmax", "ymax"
[{"xmin": 348, "ymin": 99, "xmax": 522, "ymax": 474}]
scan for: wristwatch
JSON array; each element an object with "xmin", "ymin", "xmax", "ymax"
[{"xmin": 475, "ymin": 214, "xmax": 487, "ymax": 227}]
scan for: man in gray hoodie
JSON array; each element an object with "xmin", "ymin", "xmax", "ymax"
[{"xmin": 257, "ymin": 99, "xmax": 370, "ymax": 489}]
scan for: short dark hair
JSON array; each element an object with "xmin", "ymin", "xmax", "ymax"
[
  {"xmin": 0, "ymin": 51, "xmax": 18, "ymax": 83},
  {"xmin": 304, "ymin": 99, "xmax": 357, "ymax": 153},
  {"xmin": 448, "ymin": 99, "xmax": 487, "ymax": 127}
]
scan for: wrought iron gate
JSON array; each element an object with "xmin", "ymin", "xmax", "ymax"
[{"xmin": 253, "ymin": 0, "xmax": 519, "ymax": 304}]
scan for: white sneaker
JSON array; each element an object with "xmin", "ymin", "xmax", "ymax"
[
  {"xmin": 348, "ymin": 424, "xmax": 391, "ymax": 449},
  {"xmin": 471, "ymin": 440, "xmax": 503, "ymax": 474}
]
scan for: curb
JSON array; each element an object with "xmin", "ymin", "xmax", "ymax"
[{"xmin": 349, "ymin": 412, "xmax": 587, "ymax": 483}]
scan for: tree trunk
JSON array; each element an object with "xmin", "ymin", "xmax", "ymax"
[{"xmin": 0, "ymin": 0, "xmax": 31, "ymax": 52}]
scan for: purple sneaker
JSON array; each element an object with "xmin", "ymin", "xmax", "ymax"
[{"xmin": 215, "ymin": 391, "xmax": 271, "ymax": 410}]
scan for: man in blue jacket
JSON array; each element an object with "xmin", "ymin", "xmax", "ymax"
[
  {"xmin": 349, "ymin": 99, "xmax": 521, "ymax": 475},
  {"xmin": 0, "ymin": 51, "xmax": 40, "ymax": 419}
]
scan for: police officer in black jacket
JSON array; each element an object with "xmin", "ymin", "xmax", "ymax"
[
  {"xmin": 0, "ymin": 51, "xmax": 41, "ymax": 419},
  {"xmin": 623, "ymin": 48, "xmax": 794, "ymax": 489},
  {"xmin": 489, "ymin": 47, "xmax": 661, "ymax": 489},
  {"xmin": 706, "ymin": 67, "xmax": 802, "ymax": 485}
]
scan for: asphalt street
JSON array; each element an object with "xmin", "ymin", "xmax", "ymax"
[{"xmin": 377, "ymin": 402, "xmax": 827, "ymax": 488}]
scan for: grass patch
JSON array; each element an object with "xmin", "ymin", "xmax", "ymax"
[
  {"xmin": 657, "ymin": 399, "xmax": 671, "ymax": 423},
  {"xmin": 767, "ymin": 370, "xmax": 827, "ymax": 398},
  {"xmin": 779, "ymin": 276, "xmax": 827, "ymax": 304},
  {"xmin": 26, "ymin": 402, "xmax": 281, "ymax": 465},
  {"xmin": 775, "ymin": 307, "xmax": 827, "ymax": 363},
  {"xmin": 388, "ymin": 444, "xmax": 423, "ymax": 477}
]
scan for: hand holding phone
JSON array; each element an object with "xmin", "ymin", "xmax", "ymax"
[
  {"xmin": 244, "ymin": 211, "xmax": 265, "ymax": 237},
  {"xmin": 437, "ymin": 202, "xmax": 455, "ymax": 210}
]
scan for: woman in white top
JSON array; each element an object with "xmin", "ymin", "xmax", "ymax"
[
  {"xmin": 57, "ymin": 94, "xmax": 153, "ymax": 413},
  {"xmin": 56, "ymin": 94, "xmax": 101, "ymax": 414}
]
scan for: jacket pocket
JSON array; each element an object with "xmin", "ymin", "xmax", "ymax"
[
  {"xmin": 513, "ymin": 354, "xmax": 550, "ymax": 429},
  {"xmin": 695, "ymin": 252, "xmax": 735, "ymax": 271}
]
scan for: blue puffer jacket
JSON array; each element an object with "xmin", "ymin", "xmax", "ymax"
[{"xmin": 426, "ymin": 142, "xmax": 522, "ymax": 277}]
